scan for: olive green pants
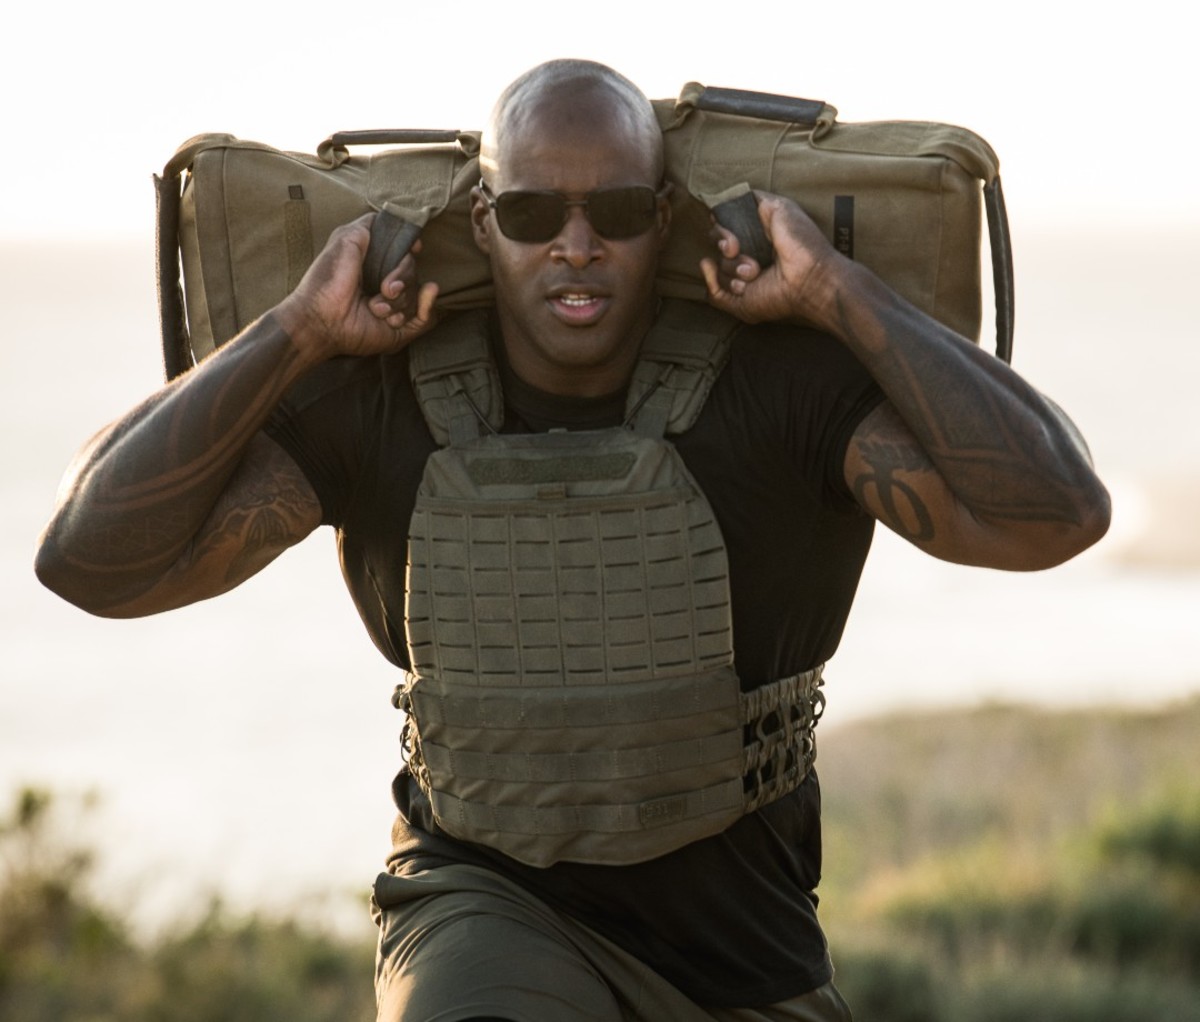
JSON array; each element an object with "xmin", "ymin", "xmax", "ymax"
[{"xmin": 372, "ymin": 864, "xmax": 852, "ymax": 1022}]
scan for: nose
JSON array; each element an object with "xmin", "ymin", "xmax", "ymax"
[{"xmin": 551, "ymin": 205, "xmax": 602, "ymax": 268}]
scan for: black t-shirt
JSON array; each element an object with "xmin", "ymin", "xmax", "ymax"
[{"xmin": 266, "ymin": 308, "xmax": 884, "ymax": 1007}]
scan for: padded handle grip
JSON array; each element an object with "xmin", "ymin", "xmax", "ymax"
[
  {"xmin": 694, "ymin": 86, "xmax": 827, "ymax": 126},
  {"xmin": 330, "ymin": 129, "xmax": 461, "ymax": 147},
  {"xmin": 711, "ymin": 191, "xmax": 775, "ymax": 269},
  {"xmin": 363, "ymin": 210, "xmax": 422, "ymax": 297}
]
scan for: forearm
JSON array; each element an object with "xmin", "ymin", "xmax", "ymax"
[
  {"xmin": 36, "ymin": 312, "xmax": 320, "ymax": 606},
  {"xmin": 813, "ymin": 258, "xmax": 1109, "ymax": 533}
]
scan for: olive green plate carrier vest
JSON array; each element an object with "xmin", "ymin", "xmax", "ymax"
[{"xmin": 397, "ymin": 299, "xmax": 827, "ymax": 867}]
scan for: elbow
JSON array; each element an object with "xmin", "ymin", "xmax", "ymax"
[
  {"xmin": 1070, "ymin": 478, "xmax": 1114, "ymax": 559},
  {"xmin": 34, "ymin": 531, "xmax": 132, "ymax": 619},
  {"xmin": 965, "ymin": 478, "xmax": 1113, "ymax": 572},
  {"xmin": 1024, "ymin": 479, "xmax": 1114, "ymax": 571}
]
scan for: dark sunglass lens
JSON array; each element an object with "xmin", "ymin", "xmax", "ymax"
[
  {"xmin": 589, "ymin": 187, "xmax": 657, "ymax": 238},
  {"xmin": 495, "ymin": 192, "xmax": 566, "ymax": 242}
]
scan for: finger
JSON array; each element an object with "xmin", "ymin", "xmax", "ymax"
[
  {"xmin": 700, "ymin": 258, "xmax": 735, "ymax": 304},
  {"xmin": 387, "ymin": 281, "xmax": 440, "ymax": 337},
  {"xmin": 413, "ymin": 281, "xmax": 439, "ymax": 324},
  {"xmin": 709, "ymin": 221, "xmax": 741, "ymax": 259}
]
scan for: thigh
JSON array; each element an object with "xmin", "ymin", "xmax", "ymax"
[{"xmin": 372, "ymin": 865, "xmax": 622, "ymax": 1022}]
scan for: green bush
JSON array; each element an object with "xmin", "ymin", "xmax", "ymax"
[
  {"xmin": 833, "ymin": 947, "xmax": 941, "ymax": 1022},
  {"xmin": 948, "ymin": 966, "xmax": 1200, "ymax": 1022},
  {"xmin": 1098, "ymin": 787, "xmax": 1200, "ymax": 879},
  {"xmin": 0, "ymin": 788, "xmax": 376, "ymax": 1022}
]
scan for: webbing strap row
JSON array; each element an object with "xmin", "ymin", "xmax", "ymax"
[{"xmin": 430, "ymin": 777, "xmax": 745, "ymax": 842}]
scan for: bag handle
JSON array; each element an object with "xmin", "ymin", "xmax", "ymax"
[{"xmin": 321, "ymin": 130, "xmax": 476, "ymax": 298}]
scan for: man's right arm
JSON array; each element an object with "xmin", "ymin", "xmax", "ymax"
[
  {"xmin": 35, "ymin": 214, "xmax": 438, "ymax": 618},
  {"xmin": 35, "ymin": 313, "xmax": 325, "ymax": 617}
]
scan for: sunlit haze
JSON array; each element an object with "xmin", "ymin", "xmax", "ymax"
[{"xmin": 5, "ymin": 1, "xmax": 1195, "ymax": 240}]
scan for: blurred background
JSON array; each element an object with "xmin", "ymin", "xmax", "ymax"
[{"xmin": 3, "ymin": 2, "xmax": 1197, "ymax": 1018}]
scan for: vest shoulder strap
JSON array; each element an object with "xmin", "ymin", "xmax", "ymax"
[
  {"xmin": 407, "ymin": 309, "xmax": 504, "ymax": 446},
  {"xmin": 407, "ymin": 299, "xmax": 741, "ymax": 445},
  {"xmin": 625, "ymin": 299, "xmax": 740, "ymax": 437}
]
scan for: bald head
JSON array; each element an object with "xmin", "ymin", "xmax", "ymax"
[{"xmin": 481, "ymin": 60, "xmax": 664, "ymax": 187}]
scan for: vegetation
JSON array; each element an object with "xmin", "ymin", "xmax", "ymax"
[
  {"xmin": 0, "ymin": 788, "xmax": 376, "ymax": 1022},
  {"xmin": 2, "ymin": 698, "xmax": 1197, "ymax": 1019},
  {"xmin": 817, "ymin": 697, "xmax": 1200, "ymax": 1021}
]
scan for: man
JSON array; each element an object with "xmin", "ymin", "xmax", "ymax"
[{"xmin": 36, "ymin": 59, "xmax": 1110, "ymax": 1020}]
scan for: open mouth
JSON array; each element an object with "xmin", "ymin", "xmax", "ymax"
[{"xmin": 548, "ymin": 291, "xmax": 610, "ymax": 325}]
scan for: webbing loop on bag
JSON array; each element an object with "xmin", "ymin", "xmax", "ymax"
[
  {"xmin": 985, "ymin": 177, "xmax": 1015, "ymax": 364},
  {"xmin": 155, "ymin": 170, "xmax": 193, "ymax": 381}
]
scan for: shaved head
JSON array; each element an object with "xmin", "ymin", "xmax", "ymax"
[{"xmin": 481, "ymin": 59, "xmax": 664, "ymax": 186}]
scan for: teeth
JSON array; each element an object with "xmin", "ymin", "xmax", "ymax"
[{"xmin": 559, "ymin": 294, "xmax": 596, "ymax": 306}]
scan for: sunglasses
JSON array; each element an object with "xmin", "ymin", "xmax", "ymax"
[{"xmin": 479, "ymin": 179, "xmax": 669, "ymax": 243}]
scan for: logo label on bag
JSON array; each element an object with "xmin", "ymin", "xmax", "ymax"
[{"xmin": 834, "ymin": 195, "xmax": 854, "ymax": 259}]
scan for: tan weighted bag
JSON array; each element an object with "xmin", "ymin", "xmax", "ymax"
[{"xmin": 155, "ymin": 83, "xmax": 1012, "ymax": 379}]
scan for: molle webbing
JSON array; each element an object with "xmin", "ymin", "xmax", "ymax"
[{"xmin": 405, "ymin": 429, "xmax": 734, "ymax": 688}]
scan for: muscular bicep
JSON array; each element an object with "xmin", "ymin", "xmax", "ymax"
[{"xmin": 105, "ymin": 432, "xmax": 323, "ymax": 616}]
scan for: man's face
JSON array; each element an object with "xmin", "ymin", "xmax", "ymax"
[{"xmin": 471, "ymin": 102, "xmax": 669, "ymax": 397}]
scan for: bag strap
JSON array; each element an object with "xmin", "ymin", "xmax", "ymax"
[
  {"xmin": 154, "ymin": 167, "xmax": 192, "ymax": 381},
  {"xmin": 985, "ymin": 177, "xmax": 1015, "ymax": 364}
]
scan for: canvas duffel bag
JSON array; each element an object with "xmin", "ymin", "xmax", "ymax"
[{"xmin": 155, "ymin": 82, "xmax": 1013, "ymax": 379}]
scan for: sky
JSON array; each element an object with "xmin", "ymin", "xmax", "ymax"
[{"xmin": 4, "ymin": 0, "xmax": 1196, "ymax": 242}]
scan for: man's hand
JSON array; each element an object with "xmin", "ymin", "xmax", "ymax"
[
  {"xmin": 700, "ymin": 193, "xmax": 841, "ymax": 328},
  {"xmin": 276, "ymin": 212, "xmax": 439, "ymax": 363}
]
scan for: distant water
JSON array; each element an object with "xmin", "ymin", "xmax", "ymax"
[{"xmin": 3, "ymin": 234, "xmax": 1198, "ymax": 934}]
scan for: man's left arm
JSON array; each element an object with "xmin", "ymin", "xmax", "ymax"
[{"xmin": 702, "ymin": 193, "xmax": 1111, "ymax": 570}]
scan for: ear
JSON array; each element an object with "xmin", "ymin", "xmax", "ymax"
[{"xmin": 470, "ymin": 185, "xmax": 493, "ymax": 255}]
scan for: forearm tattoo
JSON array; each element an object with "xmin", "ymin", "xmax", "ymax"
[
  {"xmin": 55, "ymin": 317, "xmax": 310, "ymax": 577},
  {"xmin": 839, "ymin": 292, "xmax": 1095, "ymax": 533}
]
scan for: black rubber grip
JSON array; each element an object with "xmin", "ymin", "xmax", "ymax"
[
  {"xmin": 363, "ymin": 210, "xmax": 422, "ymax": 297},
  {"xmin": 330, "ymin": 129, "xmax": 461, "ymax": 146},
  {"xmin": 695, "ymin": 87, "xmax": 826, "ymax": 126},
  {"xmin": 711, "ymin": 191, "xmax": 775, "ymax": 269}
]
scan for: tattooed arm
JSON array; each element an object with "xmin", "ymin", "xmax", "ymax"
[
  {"xmin": 701, "ymin": 193, "xmax": 1111, "ymax": 570},
  {"xmin": 35, "ymin": 215, "xmax": 438, "ymax": 616}
]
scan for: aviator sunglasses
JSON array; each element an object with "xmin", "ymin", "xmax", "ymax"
[{"xmin": 479, "ymin": 179, "xmax": 670, "ymax": 243}]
